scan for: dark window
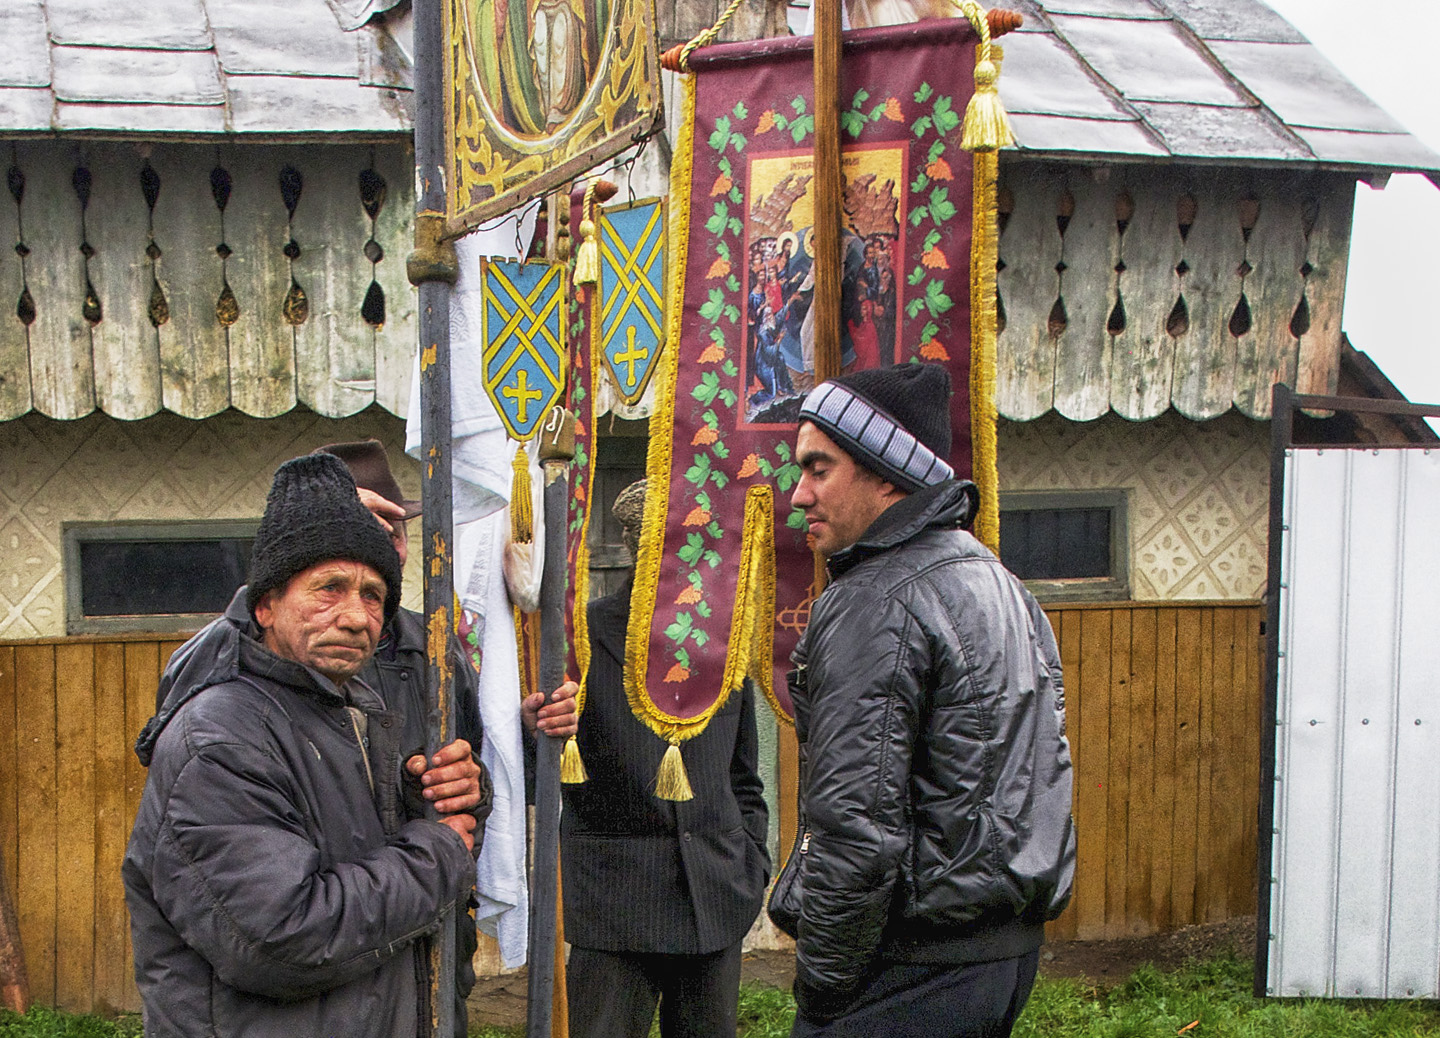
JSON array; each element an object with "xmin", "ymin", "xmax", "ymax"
[
  {"xmin": 1000, "ymin": 507, "xmax": 1111, "ymax": 580},
  {"xmin": 588, "ymin": 421, "xmax": 649, "ymax": 600},
  {"xmin": 64, "ymin": 522, "xmax": 258, "ymax": 633},
  {"xmin": 999, "ymin": 491, "xmax": 1128, "ymax": 602}
]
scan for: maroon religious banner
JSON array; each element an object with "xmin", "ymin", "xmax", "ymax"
[{"xmin": 625, "ymin": 18, "xmax": 993, "ymax": 753}]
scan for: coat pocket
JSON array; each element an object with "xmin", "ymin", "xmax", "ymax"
[{"xmin": 766, "ymin": 826, "xmax": 809, "ymax": 938}]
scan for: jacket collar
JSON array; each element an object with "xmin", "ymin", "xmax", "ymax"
[
  {"xmin": 826, "ymin": 479, "xmax": 979, "ymax": 578},
  {"xmin": 136, "ymin": 587, "xmax": 362, "ymax": 764}
]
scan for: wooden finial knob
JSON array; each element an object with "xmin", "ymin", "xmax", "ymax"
[{"xmin": 988, "ymin": 9, "xmax": 1024, "ymax": 36}]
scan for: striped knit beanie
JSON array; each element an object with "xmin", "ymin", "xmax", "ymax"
[{"xmin": 799, "ymin": 363, "xmax": 954, "ymax": 492}]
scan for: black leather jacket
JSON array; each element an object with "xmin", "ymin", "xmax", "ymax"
[{"xmin": 789, "ymin": 481, "xmax": 1076, "ymax": 1020}]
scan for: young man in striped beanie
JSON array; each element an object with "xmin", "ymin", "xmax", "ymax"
[{"xmin": 778, "ymin": 363, "xmax": 1077, "ymax": 1038}]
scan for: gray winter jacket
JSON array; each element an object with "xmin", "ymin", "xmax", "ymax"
[
  {"xmin": 123, "ymin": 629, "xmax": 475, "ymax": 1037},
  {"xmin": 788, "ymin": 480, "xmax": 1076, "ymax": 1021}
]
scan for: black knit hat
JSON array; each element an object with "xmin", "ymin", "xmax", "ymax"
[
  {"xmin": 799, "ymin": 363, "xmax": 954, "ymax": 492},
  {"xmin": 246, "ymin": 453, "xmax": 403, "ymax": 621}
]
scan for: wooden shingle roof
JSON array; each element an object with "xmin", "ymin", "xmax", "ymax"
[
  {"xmin": 0, "ymin": 0, "xmax": 413, "ymax": 137},
  {"xmin": 997, "ymin": 0, "xmax": 1440, "ymax": 174}
]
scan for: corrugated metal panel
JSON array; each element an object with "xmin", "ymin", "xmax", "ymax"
[
  {"xmin": 1049, "ymin": 15, "xmax": 1250, "ymax": 106},
  {"xmin": 1206, "ymin": 41, "xmax": 1406, "ymax": 134},
  {"xmin": 209, "ymin": 0, "xmax": 359, "ymax": 77},
  {"xmin": 1269, "ymin": 446, "xmax": 1440, "ymax": 999},
  {"xmin": 46, "ymin": 0, "xmax": 213, "ymax": 50},
  {"xmin": 0, "ymin": 2, "xmax": 52, "ymax": 88},
  {"xmin": 52, "ymin": 46, "xmax": 225, "ymax": 105},
  {"xmin": 227, "ymin": 76, "xmax": 410, "ymax": 133}
]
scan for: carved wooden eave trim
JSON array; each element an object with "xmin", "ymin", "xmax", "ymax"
[
  {"xmin": 0, "ymin": 141, "xmax": 418, "ymax": 423},
  {"xmin": 994, "ymin": 161, "xmax": 1353, "ymax": 422}
]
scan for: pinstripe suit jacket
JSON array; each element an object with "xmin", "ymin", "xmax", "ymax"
[{"xmin": 560, "ymin": 579, "xmax": 770, "ymax": 954}]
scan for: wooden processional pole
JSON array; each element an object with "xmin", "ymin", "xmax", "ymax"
[
  {"xmin": 811, "ymin": 0, "xmax": 843, "ymax": 385},
  {"xmin": 811, "ymin": 0, "xmax": 843, "ymax": 590},
  {"xmin": 408, "ymin": 0, "xmax": 459, "ymax": 1033}
]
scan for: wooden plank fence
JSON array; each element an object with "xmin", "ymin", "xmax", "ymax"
[{"xmin": 0, "ymin": 602, "xmax": 1262, "ymax": 1014}]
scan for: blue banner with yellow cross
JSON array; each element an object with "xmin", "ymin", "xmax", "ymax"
[
  {"xmin": 480, "ymin": 258, "xmax": 568, "ymax": 441},
  {"xmin": 598, "ymin": 198, "xmax": 667, "ymax": 405}
]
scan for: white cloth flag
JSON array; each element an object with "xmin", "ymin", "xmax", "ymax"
[{"xmin": 405, "ymin": 205, "xmax": 539, "ymax": 967}]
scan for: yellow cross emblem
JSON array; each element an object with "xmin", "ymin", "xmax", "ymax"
[
  {"xmin": 599, "ymin": 200, "xmax": 666, "ymax": 404},
  {"xmin": 480, "ymin": 259, "xmax": 567, "ymax": 440}
]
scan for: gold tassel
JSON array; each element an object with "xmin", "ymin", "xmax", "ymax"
[
  {"xmin": 572, "ymin": 182, "xmax": 600, "ymax": 287},
  {"xmin": 510, "ymin": 445, "xmax": 533, "ymax": 544},
  {"xmin": 560, "ymin": 735, "xmax": 589, "ymax": 784},
  {"xmin": 951, "ymin": 3, "xmax": 1015, "ymax": 153},
  {"xmin": 654, "ymin": 742, "xmax": 694, "ymax": 801}
]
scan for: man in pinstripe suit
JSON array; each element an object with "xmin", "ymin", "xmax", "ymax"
[{"xmin": 560, "ymin": 480, "xmax": 772, "ymax": 1038}]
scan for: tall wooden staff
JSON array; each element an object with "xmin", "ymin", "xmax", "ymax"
[
  {"xmin": 408, "ymin": 0, "xmax": 460, "ymax": 1033},
  {"xmin": 526, "ymin": 406, "xmax": 575, "ymax": 1038},
  {"xmin": 811, "ymin": 0, "xmax": 843, "ymax": 591},
  {"xmin": 811, "ymin": 0, "xmax": 843, "ymax": 388}
]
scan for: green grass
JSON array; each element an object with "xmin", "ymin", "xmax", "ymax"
[
  {"xmin": 1014, "ymin": 955, "xmax": 1440, "ymax": 1038},
  {"xmin": 7, "ymin": 957, "xmax": 1440, "ymax": 1038},
  {"xmin": 0, "ymin": 1007, "xmax": 140, "ymax": 1038}
]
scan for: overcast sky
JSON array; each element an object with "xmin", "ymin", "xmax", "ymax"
[{"xmin": 1262, "ymin": 0, "xmax": 1440, "ymax": 407}]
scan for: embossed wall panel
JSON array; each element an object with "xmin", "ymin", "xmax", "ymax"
[
  {"xmin": 998, "ymin": 410, "xmax": 1269, "ymax": 600},
  {"xmin": 0, "ymin": 410, "xmax": 420, "ymax": 638}
]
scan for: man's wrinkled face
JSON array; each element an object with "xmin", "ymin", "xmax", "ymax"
[
  {"xmin": 790, "ymin": 421, "xmax": 903, "ymax": 557},
  {"xmin": 254, "ymin": 560, "xmax": 386, "ymax": 683}
]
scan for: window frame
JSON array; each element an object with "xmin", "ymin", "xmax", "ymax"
[
  {"xmin": 998, "ymin": 489, "xmax": 1130, "ymax": 603},
  {"xmin": 63, "ymin": 519, "xmax": 260, "ymax": 635}
]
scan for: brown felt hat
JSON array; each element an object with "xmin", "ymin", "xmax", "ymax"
[{"xmin": 314, "ymin": 439, "xmax": 422, "ymax": 520}]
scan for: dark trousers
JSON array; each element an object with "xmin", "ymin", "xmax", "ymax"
[
  {"xmin": 567, "ymin": 942, "xmax": 744, "ymax": 1038},
  {"xmin": 791, "ymin": 951, "xmax": 1040, "ymax": 1038}
]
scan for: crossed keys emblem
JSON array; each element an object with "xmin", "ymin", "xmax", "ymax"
[
  {"xmin": 480, "ymin": 259, "xmax": 568, "ymax": 441},
  {"xmin": 598, "ymin": 199, "xmax": 666, "ymax": 405}
]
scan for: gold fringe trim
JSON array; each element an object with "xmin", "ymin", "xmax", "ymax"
[
  {"xmin": 654, "ymin": 742, "xmax": 694, "ymax": 801},
  {"xmin": 510, "ymin": 445, "xmax": 533, "ymax": 544},
  {"xmin": 951, "ymin": 2, "xmax": 1015, "ymax": 152},
  {"xmin": 719, "ymin": 487, "xmax": 777, "ymax": 715},
  {"xmin": 560, "ymin": 735, "xmax": 589, "ymax": 784},
  {"xmin": 969, "ymin": 149, "xmax": 1001, "ymax": 553},
  {"xmin": 626, "ymin": 73, "xmax": 698, "ymax": 745},
  {"xmin": 573, "ymin": 181, "xmax": 600, "ymax": 287}
]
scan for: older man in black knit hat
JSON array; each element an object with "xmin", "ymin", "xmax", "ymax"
[
  {"xmin": 124, "ymin": 453, "xmax": 484, "ymax": 1038},
  {"xmin": 775, "ymin": 363, "xmax": 1077, "ymax": 1038}
]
